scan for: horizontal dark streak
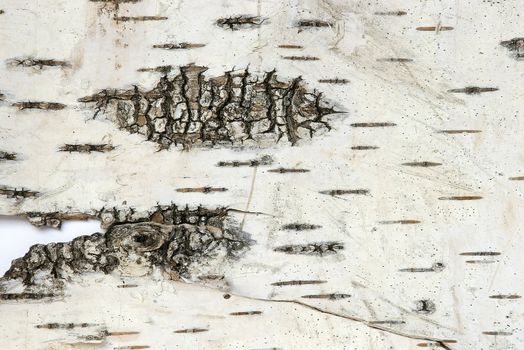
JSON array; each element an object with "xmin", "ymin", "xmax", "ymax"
[
  {"xmin": 374, "ymin": 11, "xmax": 407, "ymax": 16},
  {"xmin": 117, "ymin": 284, "xmax": 138, "ymax": 288},
  {"xmin": 318, "ymin": 79, "xmax": 349, "ymax": 84},
  {"xmin": 460, "ymin": 252, "xmax": 501, "ymax": 256},
  {"xmin": 369, "ymin": 320, "xmax": 406, "ymax": 325},
  {"xmin": 448, "ymin": 87, "xmax": 498, "ymax": 94},
  {"xmin": 113, "ymin": 346, "xmax": 150, "ymax": 350},
  {"xmin": 59, "ymin": 144, "xmax": 115, "ymax": 153},
  {"xmin": 114, "ymin": 16, "xmax": 167, "ymax": 21},
  {"xmin": 268, "ymin": 168, "xmax": 310, "ymax": 173},
  {"xmin": 282, "ymin": 56, "xmax": 320, "ymax": 61},
  {"xmin": 351, "ymin": 122, "xmax": 396, "ymax": 127},
  {"xmin": 12, "ymin": 101, "xmax": 66, "ymax": 110},
  {"xmin": 509, "ymin": 176, "xmax": 524, "ymax": 181},
  {"xmin": 465, "ymin": 259, "xmax": 496, "ymax": 264},
  {"xmin": 489, "ymin": 294, "xmax": 521, "ymax": 299},
  {"xmin": 482, "ymin": 331, "xmax": 512, "ymax": 336},
  {"xmin": 7, "ymin": 57, "xmax": 71, "ymax": 68},
  {"xmin": 174, "ymin": 328, "xmax": 208, "ymax": 333},
  {"xmin": 271, "ymin": 280, "xmax": 326, "ymax": 287},
  {"xmin": 137, "ymin": 66, "xmax": 173, "ymax": 73},
  {"xmin": 376, "ymin": 58, "xmax": 413, "ymax": 62},
  {"xmin": 0, "ymin": 293, "xmax": 56, "ymax": 300},
  {"xmin": 36, "ymin": 323, "xmax": 96, "ymax": 329},
  {"xmin": 107, "ymin": 331, "xmax": 141, "ymax": 336},
  {"xmin": 281, "ymin": 223, "xmax": 321, "ymax": 231},
  {"xmin": 0, "ymin": 151, "xmax": 17, "ymax": 161},
  {"xmin": 296, "ymin": 20, "xmax": 333, "ymax": 28},
  {"xmin": 176, "ymin": 187, "xmax": 228, "ymax": 193},
  {"xmin": 416, "ymin": 26, "xmax": 453, "ymax": 31},
  {"xmin": 379, "ymin": 220, "xmax": 421, "ymax": 225},
  {"xmin": 402, "ymin": 161, "xmax": 442, "ymax": 167},
  {"xmin": 438, "ymin": 129, "xmax": 481, "ymax": 134},
  {"xmin": 230, "ymin": 311, "xmax": 262, "ymax": 316},
  {"xmin": 351, "ymin": 145, "xmax": 379, "ymax": 150},
  {"xmin": 320, "ymin": 189, "xmax": 369, "ymax": 196},
  {"xmin": 152, "ymin": 43, "xmax": 205, "ymax": 50},
  {"xmin": 278, "ymin": 44, "xmax": 303, "ymax": 49},
  {"xmin": 438, "ymin": 196, "xmax": 483, "ymax": 200},
  {"xmin": 301, "ymin": 293, "xmax": 351, "ymax": 300}
]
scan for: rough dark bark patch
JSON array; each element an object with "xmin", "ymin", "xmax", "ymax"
[
  {"xmin": 295, "ymin": 20, "xmax": 333, "ymax": 28},
  {"xmin": 152, "ymin": 43, "xmax": 205, "ymax": 50},
  {"xmin": 59, "ymin": 144, "xmax": 115, "ymax": 153},
  {"xmin": 216, "ymin": 15, "xmax": 265, "ymax": 30},
  {"xmin": 273, "ymin": 241, "xmax": 344, "ymax": 256},
  {"xmin": 216, "ymin": 155, "xmax": 273, "ymax": 167},
  {"xmin": 79, "ymin": 65, "xmax": 337, "ymax": 149},
  {"xmin": 7, "ymin": 57, "xmax": 71, "ymax": 69},
  {"xmin": 0, "ymin": 151, "xmax": 17, "ymax": 160},
  {"xmin": 12, "ymin": 101, "xmax": 66, "ymax": 110},
  {"xmin": 319, "ymin": 189, "xmax": 369, "ymax": 196},
  {"xmin": 500, "ymin": 38, "xmax": 524, "ymax": 60},
  {"xmin": 0, "ymin": 185, "xmax": 39, "ymax": 199}
]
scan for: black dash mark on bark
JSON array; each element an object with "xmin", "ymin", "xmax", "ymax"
[
  {"xmin": 438, "ymin": 129, "xmax": 481, "ymax": 134},
  {"xmin": 319, "ymin": 189, "xmax": 369, "ymax": 196},
  {"xmin": 500, "ymin": 38, "xmax": 524, "ymax": 60},
  {"xmin": 460, "ymin": 251, "xmax": 500, "ymax": 256},
  {"xmin": 438, "ymin": 196, "xmax": 483, "ymax": 200},
  {"xmin": 274, "ymin": 241, "xmax": 343, "ymax": 256},
  {"xmin": 114, "ymin": 346, "xmax": 150, "ymax": 350},
  {"xmin": 36, "ymin": 323, "xmax": 97, "ymax": 329},
  {"xmin": 402, "ymin": 161, "xmax": 442, "ymax": 167},
  {"xmin": 301, "ymin": 293, "xmax": 351, "ymax": 300},
  {"xmin": 281, "ymin": 223, "xmax": 321, "ymax": 231},
  {"xmin": 374, "ymin": 11, "xmax": 407, "ymax": 16},
  {"xmin": 465, "ymin": 259, "xmax": 496, "ymax": 264},
  {"xmin": 12, "ymin": 101, "xmax": 66, "ymax": 110},
  {"xmin": 482, "ymin": 331, "xmax": 513, "ymax": 336},
  {"xmin": 351, "ymin": 122, "xmax": 396, "ymax": 127},
  {"xmin": 414, "ymin": 299, "xmax": 436, "ymax": 314},
  {"xmin": 216, "ymin": 15, "xmax": 265, "ymax": 30},
  {"xmin": 318, "ymin": 79, "xmax": 349, "ymax": 84},
  {"xmin": 0, "ymin": 293, "xmax": 56, "ymax": 300},
  {"xmin": 509, "ymin": 176, "xmax": 524, "ymax": 181},
  {"xmin": 379, "ymin": 220, "xmax": 421, "ymax": 225},
  {"xmin": 417, "ymin": 340, "xmax": 457, "ymax": 347},
  {"xmin": 114, "ymin": 16, "xmax": 167, "ymax": 21},
  {"xmin": 369, "ymin": 320, "xmax": 406, "ymax": 325},
  {"xmin": 80, "ymin": 66, "xmax": 338, "ymax": 148},
  {"xmin": 271, "ymin": 280, "xmax": 326, "ymax": 287},
  {"xmin": 0, "ymin": 151, "xmax": 17, "ymax": 161},
  {"xmin": 217, "ymin": 156, "xmax": 273, "ymax": 167},
  {"xmin": 117, "ymin": 284, "xmax": 138, "ymax": 288},
  {"xmin": 7, "ymin": 57, "xmax": 71, "ymax": 69},
  {"xmin": 282, "ymin": 56, "xmax": 320, "ymax": 61},
  {"xmin": 268, "ymin": 167, "xmax": 310, "ymax": 173},
  {"xmin": 176, "ymin": 187, "xmax": 228, "ymax": 193},
  {"xmin": 416, "ymin": 26, "xmax": 453, "ymax": 31},
  {"xmin": 229, "ymin": 311, "xmax": 262, "ymax": 316},
  {"xmin": 137, "ymin": 65, "xmax": 173, "ymax": 73},
  {"xmin": 447, "ymin": 87, "xmax": 498, "ymax": 94},
  {"xmin": 278, "ymin": 44, "xmax": 303, "ymax": 49},
  {"xmin": 352, "ymin": 145, "xmax": 379, "ymax": 150},
  {"xmin": 0, "ymin": 185, "xmax": 39, "ymax": 199},
  {"xmin": 295, "ymin": 19, "xmax": 333, "ymax": 28},
  {"xmin": 152, "ymin": 43, "xmax": 206, "ymax": 50},
  {"xmin": 106, "ymin": 331, "xmax": 141, "ymax": 336},
  {"xmin": 376, "ymin": 58, "xmax": 413, "ymax": 62},
  {"xmin": 399, "ymin": 262, "xmax": 445, "ymax": 272},
  {"xmin": 489, "ymin": 294, "xmax": 521, "ymax": 299},
  {"xmin": 59, "ymin": 144, "xmax": 115, "ymax": 153},
  {"xmin": 174, "ymin": 328, "xmax": 209, "ymax": 333}
]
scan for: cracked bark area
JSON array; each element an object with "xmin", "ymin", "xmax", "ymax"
[
  {"xmin": 6, "ymin": 57, "xmax": 71, "ymax": 69},
  {"xmin": 2, "ymin": 215, "xmax": 250, "ymax": 289},
  {"xmin": 216, "ymin": 15, "xmax": 265, "ymax": 30},
  {"xmin": 79, "ymin": 65, "xmax": 337, "ymax": 149},
  {"xmin": 500, "ymin": 38, "xmax": 524, "ymax": 59}
]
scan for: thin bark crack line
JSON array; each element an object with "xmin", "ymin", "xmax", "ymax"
[
  {"xmin": 240, "ymin": 166, "xmax": 258, "ymax": 230},
  {"xmin": 223, "ymin": 291, "xmax": 455, "ymax": 348}
]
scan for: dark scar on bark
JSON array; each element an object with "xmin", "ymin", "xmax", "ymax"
[
  {"xmin": 319, "ymin": 189, "xmax": 369, "ymax": 196},
  {"xmin": 78, "ymin": 65, "xmax": 339, "ymax": 149},
  {"xmin": 267, "ymin": 167, "xmax": 310, "ymax": 173},
  {"xmin": 59, "ymin": 144, "xmax": 115, "ymax": 153},
  {"xmin": 7, "ymin": 57, "xmax": 71, "ymax": 69},
  {"xmin": 416, "ymin": 26, "xmax": 453, "ymax": 31},
  {"xmin": 509, "ymin": 176, "xmax": 524, "ymax": 181},
  {"xmin": 281, "ymin": 223, "xmax": 321, "ymax": 231},
  {"xmin": 273, "ymin": 241, "xmax": 344, "ymax": 256},
  {"xmin": 216, "ymin": 15, "xmax": 265, "ymax": 30},
  {"xmin": 36, "ymin": 323, "xmax": 97, "ymax": 329},
  {"xmin": 417, "ymin": 340, "xmax": 457, "ymax": 348},
  {"xmin": 351, "ymin": 122, "xmax": 396, "ymax": 127},
  {"xmin": 447, "ymin": 87, "xmax": 498, "ymax": 94},
  {"xmin": 414, "ymin": 299, "xmax": 435, "ymax": 314},
  {"xmin": 2, "ymin": 208, "xmax": 252, "ymax": 286},
  {"xmin": 374, "ymin": 11, "xmax": 407, "ymax": 16},
  {"xmin": 369, "ymin": 320, "xmax": 406, "ymax": 325},
  {"xmin": 114, "ymin": 346, "xmax": 150, "ymax": 350},
  {"xmin": 352, "ymin": 145, "xmax": 379, "ymax": 150},
  {"xmin": 0, "ymin": 151, "xmax": 17, "ymax": 160},
  {"xmin": 271, "ymin": 280, "xmax": 326, "ymax": 286},
  {"xmin": 106, "ymin": 331, "xmax": 141, "ymax": 336},
  {"xmin": 482, "ymin": 331, "xmax": 513, "ymax": 336},
  {"xmin": 489, "ymin": 294, "xmax": 521, "ymax": 299},
  {"xmin": 437, "ymin": 129, "xmax": 481, "ymax": 134},
  {"xmin": 0, "ymin": 185, "xmax": 39, "ymax": 199},
  {"xmin": 0, "ymin": 292, "xmax": 57, "ymax": 301},
  {"xmin": 12, "ymin": 101, "xmax": 66, "ymax": 110},
  {"xmin": 152, "ymin": 43, "xmax": 206, "ymax": 50},
  {"xmin": 438, "ymin": 196, "xmax": 482, "ymax": 200},
  {"xmin": 176, "ymin": 187, "xmax": 228, "ymax": 193},
  {"xmin": 217, "ymin": 155, "xmax": 273, "ymax": 167},
  {"xmin": 295, "ymin": 20, "xmax": 333, "ymax": 28},
  {"xmin": 114, "ymin": 16, "xmax": 167, "ymax": 21},
  {"xmin": 379, "ymin": 220, "xmax": 421, "ymax": 225},
  {"xmin": 500, "ymin": 38, "xmax": 524, "ymax": 60},
  {"xmin": 459, "ymin": 251, "xmax": 500, "ymax": 256}
]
